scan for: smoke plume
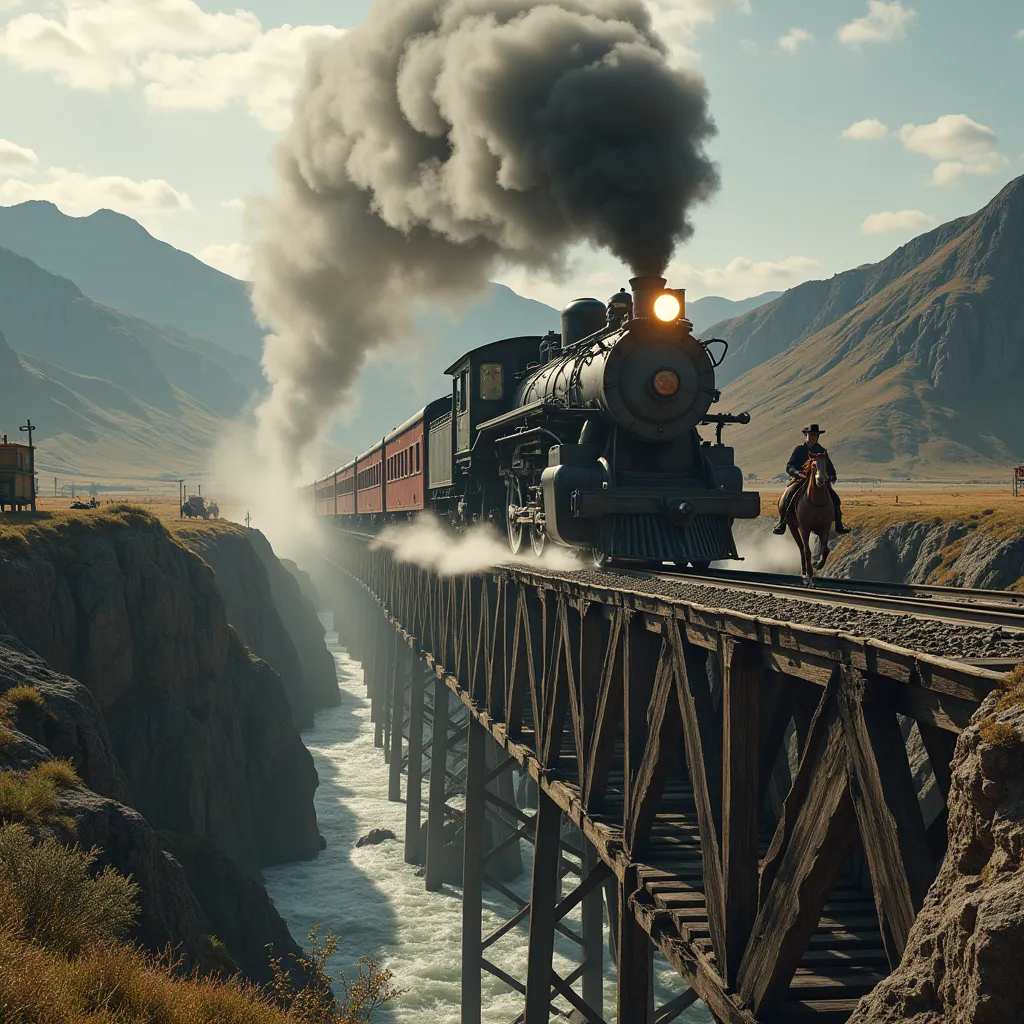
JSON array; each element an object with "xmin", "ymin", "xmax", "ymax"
[{"xmin": 251, "ymin": 0, "xmax": 719, "ymax": 466}]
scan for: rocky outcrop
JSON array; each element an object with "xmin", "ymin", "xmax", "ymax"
[
  {"xmin": 826, "ymin": 519, "xmax": 1024, "ymax": 591},
  {"xmin": 0, "ymin": 631, "xmax": 304, "ymax": 982},
  {"xmin": 0, "ymin": 509, "xmax": 320, "ymax": 874},
  {"xmin": 175, "ymin": 524, "xmax": 338, "ymax": 727},
  {"xmin": 247, "ymin": 531, "xmax": 339, "ymax": 712},
  {"xmin": 158, "ymin": 830, "xmax": 303, "ymax": 984},
  {"xmin": 849, "ymin": 686, "xmax": 1024, "ymax": 1023}
]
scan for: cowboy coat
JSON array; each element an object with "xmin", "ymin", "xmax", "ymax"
[{"xmin": 786, "ymin": 442, "xmax": 837, "ymax": 481}]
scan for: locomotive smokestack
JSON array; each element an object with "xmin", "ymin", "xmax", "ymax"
[
  {"xmin": 251, "ymin": 0, "xmax": 720, "ymax": 468},
  {"xmin": 630, "ymin": 276, "xmax": 668, "ymax": 319}
]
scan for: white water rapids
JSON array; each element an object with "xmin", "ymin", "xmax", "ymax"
[{"xmin": 263, "ymin": 615, "xmax": 711, "ymax": 1023}]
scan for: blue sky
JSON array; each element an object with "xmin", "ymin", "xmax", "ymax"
[{"xmin": 0, "ymin": 0, "xmax": 1021, "ymax": 307}]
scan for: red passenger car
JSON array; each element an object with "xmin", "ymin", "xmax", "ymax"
[
  {"xmin": 385, "ymin": 411, "xmax": 425, "ymax": 514},
  {"xmin": 336, "ymin": 461, "xmax": 356, "ymax": 515},
  {"xmin": 355, "ymin": 443, "xmax": 384, "ymax": 516}
]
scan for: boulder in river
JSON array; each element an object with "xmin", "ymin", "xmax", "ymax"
[{"xmin": 356, "ymin": 828, "xmax": 397, "ymax": 848}]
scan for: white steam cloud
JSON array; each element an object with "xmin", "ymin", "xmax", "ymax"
[{"xmin": 374, "ymin": 514, "xmax": 580, "ymax": 575}]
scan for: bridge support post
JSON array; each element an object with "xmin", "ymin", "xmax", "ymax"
[
  {"xmin": 373, "ymin": 612, "xmax": 389, "ymax": 749},
  {"xmin": 461, "ymin": 716, "xmax": 487, "ymax": 1023},
  {"xmin": 425, "ymin": 673, "xmax": 449, "ymax": 891},
  {"xmin": 524, "ymin": 788, "xmax": 562, "ymax": 1024},
  {"xmin": 404, "ymin": 645, "xmax": 425, "ymax": 865},
  {"xmin": 581, "ymin": 838, "xmax": 604, "ymax": 1015},
  {"xmin": 388, "ymin": 635, "xmax": 407, "ymax": 800},
  {"xmin": 617, "ymin": 870, "xmax": 652, "ymax": 1024}
]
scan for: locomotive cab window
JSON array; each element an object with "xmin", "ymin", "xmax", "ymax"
[
  {"xmin": 480, "ymin": 363, "xmax": 504, "ymax": 401},
  {"xmin": 457, "ymin": 370, "xmax": 469, "ymax": 412}
]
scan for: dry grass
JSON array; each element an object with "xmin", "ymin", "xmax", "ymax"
[
  {"xmin": 757, "ymin": 486, "xmax": 1024, "ymax": 532},
  {"xmin": 978, "ymin": 720, "xmax": 1022, "ymax": 748},
  {"xmin": 1, "ymin": 686, "xmax": 47, "ymax": 716},
  {"xmin": 0, "ymin": 761, "xmax": 80, "ymax": 830}
]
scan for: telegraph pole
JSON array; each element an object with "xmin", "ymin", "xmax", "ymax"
[
  {"xmin": 178, "ymin": 479, "xmax": 185, "ymax": 518},
  {"xmin": 19, "ymin": 419, "xmax": 36, "ymax": 512}
]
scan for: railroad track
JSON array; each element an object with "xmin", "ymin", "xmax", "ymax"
[{"xmin": 640, "ymin": 566, "xmax": 1024, "ymax": 633}]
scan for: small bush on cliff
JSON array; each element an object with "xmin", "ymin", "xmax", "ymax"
[
  {"xmin": 0, "ymin": 685, "xmax": 46, "ymax": 716},
  {"xmin": 269, "ymin": 926, "xmax": 399, "ymax": 1023},
  {"xmin": 0, "ymin": 823, "xmax": 139, "ymax": 956},
  {"xmin": 0, "ymin": 760, "xmax": 79, "ymax": 829}
]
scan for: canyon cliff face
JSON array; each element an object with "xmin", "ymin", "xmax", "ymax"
[
  {"xmin": 0, "ymin": 632, "xmax": 303, "ymax": 979},
  {"xmin": 849, "ymin": 686, "xmax": 1024, "ymax": 1023},
  {"xmin": 0, "ymin": 509, "xmax": 320, "ymax": 874},
  {"xmin": 177, "ymin": 523, "xmax": 338, "ymax": 727}
]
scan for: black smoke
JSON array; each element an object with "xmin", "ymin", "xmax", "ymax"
[{"xmin": 251, "ymin": 0, "xmax": 719, "ymax": 464}]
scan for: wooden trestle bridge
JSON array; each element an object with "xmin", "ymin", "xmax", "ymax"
[{"xmin": 325, "ymin": 530, "xmax": 1001, "ymax": 1024}]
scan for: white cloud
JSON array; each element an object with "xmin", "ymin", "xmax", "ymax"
[
  {"xmin": 861, "ymin": 209, "xmax": 935, "ymax": 235},
  {"xmin": 0, "ymin": 138, "xmax": 38, "ymax": 175},
  {"xmin": 1016, "ymin": 28, "xmax": 1024, "ymax": 40},
  {"xmin": 842, "ymin": 118, "xmax": 889, "ymax": 140},
  {"xmin": 778, "ymin": 28, "xmax": 812, "ymax": 54},
  {"xmin": 837, "ymin": 1, "xmax": 916, "ymax": 46},
  {"xmin": 898, "ymin": 114, "xmax": 1009, "ymax": 186},
  {"xmin": 140, "ymin": 24, "xmax": 342, "ymax": 131},
  {"xmin": 221, "ymin": 197, "xmax": 246, "ymax": 212},
  {"xmin": 647, "ymin": 0, "xmax": 750, "ymax": 58},
  {"xmin": 0, "ymin": 0, "xmax": 342, "ymax": 130},
  {"xmin": 199, "ymin": 242, "xmax": 251, "ymax": 280},
  {"xmin": 0, "ymin": 167, "xmax": 192, "ymax": 219},
  {"xmin": 664, "ymin": 255, "xmax": 821, "ymax": 300}
]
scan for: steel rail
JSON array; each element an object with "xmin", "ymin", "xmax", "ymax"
[{"xmin": 636, "ymin": 566, "xmax": 1024, "ymax": 632}]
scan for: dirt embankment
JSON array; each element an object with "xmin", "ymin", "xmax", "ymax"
[{"xmin": 0, "ymin": 507, "xmax": 334, "ymax": 981}]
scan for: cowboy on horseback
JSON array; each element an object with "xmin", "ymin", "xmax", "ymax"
[{"xmin": 772, "ymin": 424, "xmax": 850, "ymax": 536}]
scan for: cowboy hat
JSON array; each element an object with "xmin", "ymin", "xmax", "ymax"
[{"xmin": 802, "ymin": 424, "xmax": 824, "ymax": 434}]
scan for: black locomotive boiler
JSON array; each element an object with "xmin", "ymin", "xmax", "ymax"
[{"xmin": 310, "ymin": 276, "xmax": 759, "ymax": 567}]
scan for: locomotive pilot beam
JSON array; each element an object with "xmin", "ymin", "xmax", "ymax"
[{"xmin": 308, "ymin": 275, "xmax": 760, "ymax": 568}]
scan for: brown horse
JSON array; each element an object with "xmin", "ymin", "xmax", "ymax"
[{"xmin": 780, "ymin": 450, "xmax": 835, "ymax": 586}]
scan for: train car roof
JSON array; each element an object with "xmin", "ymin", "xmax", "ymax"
[
  {"xmin": 444, "ymin": 335, "xmax": 544, "ymax": 376},
  {"xmin": 383, "ymin": 396, "xmax": 450, "ymax": 445},
  {"xmin": 355, "ymin": 439, "xmax": 384, "ymax": 463}
]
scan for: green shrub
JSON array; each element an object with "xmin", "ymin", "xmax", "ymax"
[
  {"xmin": 0, "ymin": 823, "xmax": 139, "ymax": 956},
  {"xmin": 1, "ymin": 685, "xmax": 47, "ymax": 715},
  {"xmin": 0, "ymin": 761, "xmax": 79, "ymax": 829}
]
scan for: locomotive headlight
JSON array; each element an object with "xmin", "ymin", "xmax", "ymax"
[
  {"xmin": 653, "ymin": 293, "xmax": 682, "ymax": 322},
  {"xmin": 652, "ymin": 368, "xmax": 680, "ymax": 398}
]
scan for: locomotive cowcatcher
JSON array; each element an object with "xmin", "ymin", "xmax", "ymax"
[{"xmin": 309, "ymin": 275, "xmax": 760, "ymax": 567}]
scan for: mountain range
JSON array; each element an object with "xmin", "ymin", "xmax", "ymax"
[
  {"xmin": 715, "ymin": 174, "xmax": 1024, "ymax": 480},
  {"xmin": 3, "ymin": 175, "xmax": 1017, "ymax": 487}
]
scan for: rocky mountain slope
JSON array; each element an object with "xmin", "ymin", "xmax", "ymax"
[
  {"xmin": 687, "ymin": 289, "xmax": 782, "ymax": 335},
  {"xmin": 0, "ymin": 327, "xmax": 227, "ymax": 483},
  {"xmin": 717, "ymin": 175, "xmax": 1024, "ymax": 479},
  {"xmin": 0, "ymin": 202, "xmax": 264, "ymax": 360}
]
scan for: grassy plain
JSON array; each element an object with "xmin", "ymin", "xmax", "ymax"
[{"xmin": 757, "ymin": 483, "xmax": 1024, "ymax": 535}]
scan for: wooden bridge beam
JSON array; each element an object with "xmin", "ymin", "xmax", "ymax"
[
  {"xmin": 461, "ymin": 716, "xmax": 487, "ymax": 1024},
  {"xmin": 524, "ymin": 789, "xmax": 563, "ymax": 1024},
  {"xmin": 404, "ymin": 645, "xmax": 426, "ymax": 865},
  {"xmin": 425, "ymin": 672, "xmax": 450, "ymax": 892}
]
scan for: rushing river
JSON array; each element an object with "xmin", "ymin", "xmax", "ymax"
[{"xmin": 263, "ymin": 616, "xmax": 710, "ymax": 1023}]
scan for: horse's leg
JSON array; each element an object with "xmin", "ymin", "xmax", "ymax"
[
  {"xmin": 787, "ymin": 520, "xmax": 804, "ymax": 579},
  {"xmin": 815, "ymin": 529, "xmax": 831, "ymax": 571},
  {"xmin": 799, "ymin": 526, "xmax": 815, "ymax": 586}
]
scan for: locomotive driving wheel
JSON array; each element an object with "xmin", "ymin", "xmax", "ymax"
[
  {"xmin": 530, "ymin": 521, "xmax": 547, "ymax": 558},
  {"xmin": 506, "ymin": 478, "xmax": 524, "ymax": 555}
]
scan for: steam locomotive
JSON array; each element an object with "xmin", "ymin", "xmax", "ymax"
[{"xmin": 308, "ymin": 276, "xmax": 759, "ymax": 566}]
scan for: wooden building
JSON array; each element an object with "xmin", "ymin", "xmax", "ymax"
[{"xmin": 0, "ymin": 436, "xmax": 35, "ymax": 511}]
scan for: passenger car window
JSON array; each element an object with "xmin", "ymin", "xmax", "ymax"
[{"xmin": 480, "ymin": 363, "xmax": 504, "ymax": 400}]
